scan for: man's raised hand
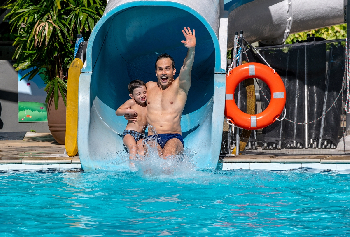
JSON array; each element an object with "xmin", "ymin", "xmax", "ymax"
[{"xmin": 181, "ymin": 27, "xmax": 196, "ymax": 49}]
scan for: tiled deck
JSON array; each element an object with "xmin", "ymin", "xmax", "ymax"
[
  {"xmin": 220, "ymin": 154, "xmax": 350, "ymax": 172},
  {"xmin": 0, "ymin": 133, "xmax": 81, "ymax": 171},
  {"xmin": 1, "ymin": 133, "xmax": 350, "ymax": 172}
]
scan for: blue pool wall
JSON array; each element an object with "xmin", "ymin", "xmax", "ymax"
[{"xmin": 77, "ymin": 1, "xmax": 226, "ymax": 171}]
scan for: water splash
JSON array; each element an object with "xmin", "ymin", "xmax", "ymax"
[{"xmin": 132, "ymin": 141, "xmax": 197, "ymax": 178}]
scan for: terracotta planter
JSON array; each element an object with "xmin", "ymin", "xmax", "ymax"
[{"xmin": 46, "ymin": 92, "xmax": 66, "ymax": 144}]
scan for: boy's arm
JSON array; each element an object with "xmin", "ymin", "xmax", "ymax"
[
  {"xmin": 116, "ymin": 99, "xmax": 137, "ymax": 122},
  {"xmin": 179, "ymin": 27, "xmax": 196, "ymax": 94}
]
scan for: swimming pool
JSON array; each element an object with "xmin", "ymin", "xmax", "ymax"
[{"xmin": 1, "ymin": 169, "xmax": 350, "ymax": 236}]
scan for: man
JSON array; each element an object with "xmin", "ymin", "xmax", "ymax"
[{"xmin": 146, "ymin": 27, "xmax": 196, "ymax": 158}]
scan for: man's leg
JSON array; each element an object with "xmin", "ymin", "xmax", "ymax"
[
  {"xmin": 162, "ymin": 138, "xmax": 184, "ymax": 158},
  {"xmin": 144, "ymin": 137, "xmax": 163, "ymax": 157}
]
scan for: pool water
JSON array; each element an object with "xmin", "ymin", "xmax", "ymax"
[{"xmin": 1, "ymin": 169, "xmax": 350, "ymax": 236}]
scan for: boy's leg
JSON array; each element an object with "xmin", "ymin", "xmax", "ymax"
[
  {"xmin": 123, "ymin": 134, "xmax": 137, "ymax": 160},
  {"xmin": 136, "ymin": 139, "xmax": 145, "ymax": 158},
  {"xmin": 162, "ymin": 138, "xmax": 184, "ymax": 159}
]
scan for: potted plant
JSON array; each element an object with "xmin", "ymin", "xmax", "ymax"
[{"xmin": 3, "ymin": 0, "xmax": 106, "ymax": 144}]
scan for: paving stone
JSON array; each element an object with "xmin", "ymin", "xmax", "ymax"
[
  {"xmin": 0, "ymin": 133, "xmax": 79, "ymax": 164},
  {"xmin": 2, "ymin": 133, "xmax": 350, "ymax": 167}
]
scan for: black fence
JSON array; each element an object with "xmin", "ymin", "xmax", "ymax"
[{"xmin": 222, "ymin": 39, "xmax": 346, "ymax": 153}]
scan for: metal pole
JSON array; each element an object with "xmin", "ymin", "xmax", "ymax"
[
  {"xmin": 235, "ymin": 31, "xmax": 243, "ymax": 156},
  {"xmin": 229, "ymin": 32, "xmax": 238, "ymax": 155},
  {"xmin": 346, "ymin": 0, "xmax": 350, "ymax": 134},
  {"xmin": 319, "ymin": 50, "xmax": 331, "ymax": 148},
  {"xmin": 232, "ymin": 32, "xmax": 238, "ymax": 68},
  {"xmin": 293, "ymin": 51, "xmax": 300, "ymax": 148},
  {"xmin": 304, "ymin": 45, "xmax": 309, "ymax": 148}
]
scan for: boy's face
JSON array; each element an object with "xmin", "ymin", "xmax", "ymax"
[
  {"xmin": 130, "ymin": 85, "xmax": 147, "ymax": 104},
  {"xmin": 156, "ymin": 58, "xmax": 176, "ymax": 88}
]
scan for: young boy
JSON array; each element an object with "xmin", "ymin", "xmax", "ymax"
[{"xmin": 116, "ymin": 80, "xmax": 147, "ymax": 160}]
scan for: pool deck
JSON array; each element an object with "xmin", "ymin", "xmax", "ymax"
[
  {"xmin": 1, "ymin": 133, "xmax": 350, "ymax": 172},
  {"xmin": 0, "ymin": 133, "xmax": 81, "ymax": 171},
  {"xmin": 220, "ymin": 136, "xmax": 350, "ymax": 172}
]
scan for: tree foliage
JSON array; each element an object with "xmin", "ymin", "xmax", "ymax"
[
  {"xmin": 285, "ymin": 24, "xmax": 347, "ymax": 44},
  {"xmin": 2, "ymin": 0, "xmax": 106, "ymax": 109}
]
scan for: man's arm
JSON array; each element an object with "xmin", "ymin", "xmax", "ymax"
[{"xmin": 179, "ymin": 27, "xmax": 196, "ymax": 94}]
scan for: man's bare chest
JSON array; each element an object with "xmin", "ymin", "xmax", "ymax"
[{"xmin": 148, "ymin": 88, "xmax": 180, "ymax": 109}]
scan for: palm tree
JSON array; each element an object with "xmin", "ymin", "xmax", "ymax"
[{"xmin": 3, "ymin": 0, "xmax": 106, "ymax": 109}]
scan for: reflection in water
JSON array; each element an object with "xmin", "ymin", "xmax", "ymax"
[{"xmin": 66, "ymin": 215, "xmax": 98, "ymax": 229}]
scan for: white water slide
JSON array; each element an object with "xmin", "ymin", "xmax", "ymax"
[{"xmin": 77, "ymin": 0, "xmax": 345, "ymax": 171}]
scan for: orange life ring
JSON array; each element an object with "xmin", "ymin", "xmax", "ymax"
[{"xmin": 225, "ymin": 62, "xmax": 286, "ymax": 130}]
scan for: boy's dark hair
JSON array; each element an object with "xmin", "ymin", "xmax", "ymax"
[
  {"xmin": 155, "ymin": 53, "xmax": 175, "ymax": 70},
  {"xmin": 128, "ymin": 80, "xmax": 146, "ymax": 94}
]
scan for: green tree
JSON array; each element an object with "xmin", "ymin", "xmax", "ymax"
[
  {"xmin": 285, "ymin": 24, "xmax": 347, "ymax": 44},
  {"xmin": 2, "ymin": 0, "xmax": 107, "ymax": 109}
]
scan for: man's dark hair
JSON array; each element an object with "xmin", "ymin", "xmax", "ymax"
[
  {"xmin": 128, "ymin": 80, "xmax": 146, "ymax": 94},
  {"xmin": 155, "ymin": 53, "xmax": 175, "ymax": 70}
]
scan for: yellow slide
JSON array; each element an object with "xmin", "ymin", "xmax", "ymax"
[{"xmin": 65, "ymin": 58, "xmax": 83, "ymax": 157}]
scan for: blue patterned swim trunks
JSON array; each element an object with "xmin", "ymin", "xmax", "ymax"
[
  {"xmin": 147, "ymin": 134, "xmax": 184, "ymax": 149},
  {"xmin": 122, "ymin": 130, "xmax": 146, "ymax": 142}
]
